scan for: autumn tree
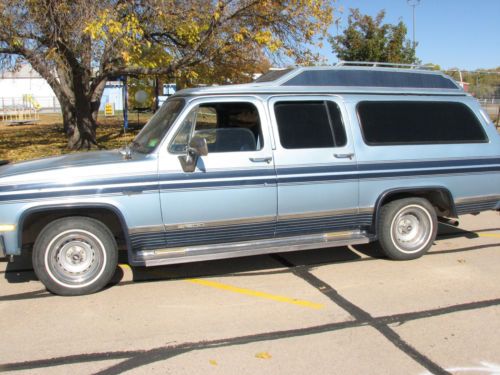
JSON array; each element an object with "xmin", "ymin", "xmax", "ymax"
[
  {"xmin": 0, "ymin": 0, "xmax": 333, "ymax": 149},
  {"xmin": 330, "ymin": 9, "xmax": 418, "ymax": 64},
  {"xmin": 458, "ymin": 68, "xmax": 500, "ymax": 99}
]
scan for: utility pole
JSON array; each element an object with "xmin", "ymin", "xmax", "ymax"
[{"xmin": 407, "ymin": 0, "xmax": 421, "ymax": 51}]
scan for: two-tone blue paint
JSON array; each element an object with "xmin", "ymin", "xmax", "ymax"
[
  {"xmin": 0, "ymin": 70, "xmax": 499, "ymax": 263},
  {"xmin": 1, "ymin": 158, "xmax": 499, "ymax": 201}
]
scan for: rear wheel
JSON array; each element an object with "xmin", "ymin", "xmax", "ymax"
[
  {"xmin": 33, "ymin": 217, "xmax": 118, "ymax": 296},
  {"xmin": 377, "ymin": 198, "xmax": 437, "ymax": 260}
]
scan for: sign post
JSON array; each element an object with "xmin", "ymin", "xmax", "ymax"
[{"xmin": 122, "ymin": 76, "xmax": 128, "ymax": 131}]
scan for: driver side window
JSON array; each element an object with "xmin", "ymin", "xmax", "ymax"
[{"xmin": 169, "ymin": 102, "xmax": 263, "ymax": 154}]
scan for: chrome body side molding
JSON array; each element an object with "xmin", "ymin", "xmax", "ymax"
[{"xmin": 132, "ymin": 230, "xmax": 372, "ymax": 267}]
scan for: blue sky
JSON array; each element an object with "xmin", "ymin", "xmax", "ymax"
[{"xmin": 320, "ymin": 0, "xmax": 500, "ymax": 70}]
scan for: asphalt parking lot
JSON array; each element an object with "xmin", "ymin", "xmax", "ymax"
[{"xmin": 0, "ymin": 211, "xmax": 499, "ymax": 374}]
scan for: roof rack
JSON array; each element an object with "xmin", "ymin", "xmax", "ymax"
[{"xmin": 335, "ymin": 61, "xmax": 435, "ymax": 70}]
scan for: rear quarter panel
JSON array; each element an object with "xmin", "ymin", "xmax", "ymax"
[{"xmin": 344, "ymin": 94, "xmax": 500, "ymax": 212}]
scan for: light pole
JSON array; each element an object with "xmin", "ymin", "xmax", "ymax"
[{"xmin": 407, "ymin": 0, "xmax": 421, "ymax": 51}]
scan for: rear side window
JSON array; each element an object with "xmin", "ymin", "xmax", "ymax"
[
  {"xmin": 274, "ymin": 101, "xmax": 347, "ymax": 149},
  {"xmin": 357, "ymin": 101, "xmax": 487, "ymax": 145}
]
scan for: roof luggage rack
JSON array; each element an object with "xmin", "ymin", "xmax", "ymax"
[{"xmin": 335, "ymin": 60, "xmax": 436, "ymax": 70}]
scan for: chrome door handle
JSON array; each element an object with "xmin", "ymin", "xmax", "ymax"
[
  {"xmin": 249, "ymin": 156, "xmax": 272, "ymax": 164},
  {"xmin": 334, "ymin": 153, "xmax": 354, "ymax": 160}
]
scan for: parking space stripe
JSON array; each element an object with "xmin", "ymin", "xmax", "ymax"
[
  {"xmin": 477, "ymin": 232, "xmax": 500, "ymax": 238},
  {"xmin": 186, "ymin": 278, "xmax": 325, "ymax": 310}
]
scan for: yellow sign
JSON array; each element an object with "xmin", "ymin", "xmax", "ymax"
[{"xmin": 104, "ymin": 103, "xmax": 114, "ymax": 116}]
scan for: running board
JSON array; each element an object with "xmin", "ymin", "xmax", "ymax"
[{"xmin": 133, "ymin": 230, "xmax": 373, "ymax": 267}]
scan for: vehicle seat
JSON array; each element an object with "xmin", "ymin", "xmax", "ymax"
[{"xmin": 196, "ymin": 128, "xmax": 257, "ymax": 153}]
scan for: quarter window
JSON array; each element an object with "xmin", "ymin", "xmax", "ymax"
[
  {"xmin": 357, "ymin": 101, "xmax": 488, "ymax": 145},
  {"xmin": 274, "ymin": 101, "xmax": 347, "ymax": 149}
]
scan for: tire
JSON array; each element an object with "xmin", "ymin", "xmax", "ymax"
[
  {"xmin": 377, "ymin": 198, "xmax": 437, "ymax": 260},
  {"xmin": 32, "ymin": 216, "xmax": 118, "ymax": 296}
]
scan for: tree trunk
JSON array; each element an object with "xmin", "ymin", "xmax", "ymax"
[
  {"xmin": 60, "ymin": 98, "xmax": 97, "ymax": 150},
  {"xmin": 58, "ymin": 79, "xmax": 106, "ymax": 150},
  {"xmin": 22, "ymin": 50, "xmax": 107, "ymax": 150}
]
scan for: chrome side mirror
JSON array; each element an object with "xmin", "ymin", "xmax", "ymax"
[{"xmin": 178, "ymin": 137, "xmax": 208, "ymax": 172}]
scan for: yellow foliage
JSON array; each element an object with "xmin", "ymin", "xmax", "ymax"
[
  {"xmin": 233, "ymin": 33, "xmax": 244, "ymax": 43},
  {"xmin": 254, "ymin": 30, "xmax": 272, "ymax": 45}
]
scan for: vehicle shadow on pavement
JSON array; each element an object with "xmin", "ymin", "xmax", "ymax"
[
  {"xmin": 2, "ymin": 223, "xmax": 497, "ymax": 288},
  {"xmin": 114, "ymin": 246, "xmax": 364, "ymax": 286},
  {"xmin": 436, "ymin": 222, "xmax": 481, "ymax": 239}
]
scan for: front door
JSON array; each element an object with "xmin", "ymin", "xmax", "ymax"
[{"xmin": 158, "ymin": 96, "xmax": 277, "ymax": 249}]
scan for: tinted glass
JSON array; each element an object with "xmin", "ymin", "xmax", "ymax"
[
  {"xmin": 283, "ymin": 70, "xmax": 458, "ymax": 89},
  {"xmin": 327, "ymin": 102, "xmax": 347, "ymax": 147},
  {"xmin": 275, "ymin": 101, "xmax": 347, "ymax": 149},
  {"xmin": 254, "ymin": 68, "xmax": 294, "ymax": 83},
  {"xmin": 357, "ymin": 101, "xmax": 487, "ymax": 145}
]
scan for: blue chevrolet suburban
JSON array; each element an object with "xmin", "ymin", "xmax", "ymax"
[{"xmin": 1, "ymin": 63, "xmax": 499, "ymax": 295}]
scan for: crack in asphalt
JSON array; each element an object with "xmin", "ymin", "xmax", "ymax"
[
  {"xmin": 2, "ymin": 272, "xmax": 500, "ymax": 373},
  {"xmin": 270, "ymin": 254, "xmax": 450, "ymax": 375},
  {"xmin": 2, "ymin": 294, "xmax": 500, "ymax": 373},
  {"xmin": 1, "ymin": 237, "xmax": 499, "ymax": 373}
]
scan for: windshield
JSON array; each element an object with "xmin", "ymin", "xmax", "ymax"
[{"xmin": 130, "ymin": 98, "xmax": 185, "ymax": 153}]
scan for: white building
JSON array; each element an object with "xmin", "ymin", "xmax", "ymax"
[{"xmin": 0, "ymin": 65, "xmax": 124, "ymax": 112}]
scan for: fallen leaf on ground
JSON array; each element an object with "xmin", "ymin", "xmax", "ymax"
[{"xmin": 255, "ymin": 352, "xmax": 272, "ymax": 359}]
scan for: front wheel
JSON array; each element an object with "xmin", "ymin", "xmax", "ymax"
[
  {"xmin": 377, "ymin": 198, "xmax": 437, "ymax": 260},
  {"xmin": 33, "ymin": 217, "xmax": 118, "ymax": 296}
]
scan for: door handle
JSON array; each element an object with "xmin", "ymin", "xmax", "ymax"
[
  {"xmin": 334, "ymin": 153, "xmax": 354, "ymax": 160},
  {"xmin": 249, "ymin": 156, "xmax": 272, "ymax": 164}
]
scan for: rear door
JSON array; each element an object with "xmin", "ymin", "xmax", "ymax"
[{"xmin": 268, "ymin": 96, "xmax": 364, "ymax": 238}]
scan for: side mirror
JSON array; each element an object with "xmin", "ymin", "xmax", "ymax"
[
  {"xmin": 189, "ymin": 136, "xmax": 208, "ymax": 156},
  {"xmin": 178, "ymin": 136, "xmax": 208, "ymax": 173}
]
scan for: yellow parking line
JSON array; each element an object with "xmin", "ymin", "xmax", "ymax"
[
  {"xmin": 477, "ymin": 233, "xmax": 500, "ymax": 238},
  {"xmin": 186, "ymin": 278, "xmax": 325, "ymax": 310}
]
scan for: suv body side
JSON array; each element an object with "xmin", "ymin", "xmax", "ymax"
[{"xmin": 1, "ymin": 93, "xmax": 499, "ymax": 263}]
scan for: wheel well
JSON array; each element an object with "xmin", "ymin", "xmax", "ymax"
[
  {"xmin": 373, "ymin": 188, "xmax": 457, "ymax": 232},
  {"xmin": 20, "ymin": 207, "xmax": 129, "ymax": 252}
]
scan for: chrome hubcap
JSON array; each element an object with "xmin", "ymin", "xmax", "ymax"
[
  {"xmin": 391, "ymin": 205, "xmax": 432, "ymax": 253},
  {"xmin": 58, "ymin": 241, "xmax": 94, "ymax": 274},
  {"xmin": 46, "ymin": 230, "xmax": 106, "ymax": 287}
]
